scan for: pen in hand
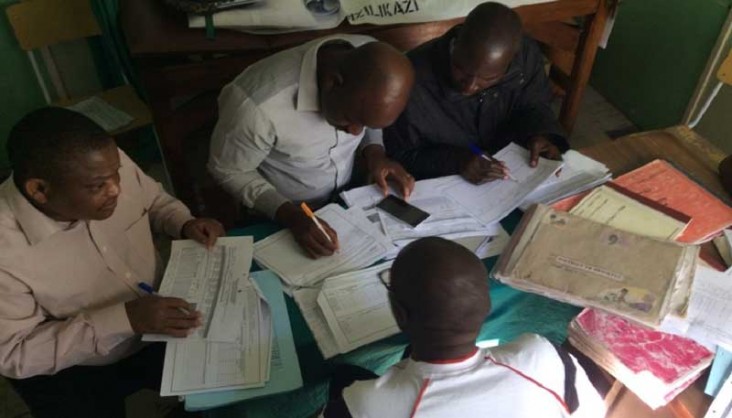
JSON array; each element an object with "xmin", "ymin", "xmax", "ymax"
[
  {"xmin": 137, "ymin": 282, "xmax": 192, "ymax": 315},
  {"xmin": 300, "ymin": 202, "xmax": 336, "ymax": 247},
  {"xmin": 468, "ymin": 143, "xmax": 518, "ymax": 182}
]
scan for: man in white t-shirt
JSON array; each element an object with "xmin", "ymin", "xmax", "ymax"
[{"xmin": 323, "ymin": 237, "xmax": 606, "ymax": 418}]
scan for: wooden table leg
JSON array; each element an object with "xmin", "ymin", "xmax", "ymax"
[
  {"xmin": 604, "ymin": 380, "xmax": 625, "ymax": 413},
  {"xmin": 560, "ymin": 0, "xmax": 613, "ymax": 132}
]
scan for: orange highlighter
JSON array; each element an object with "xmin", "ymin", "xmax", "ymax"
[{"xmin": 300, "ymin": 202, "xmax": 335, "ymax": 245}]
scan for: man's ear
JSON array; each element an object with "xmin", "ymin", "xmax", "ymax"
[
  {"xmin": 322, "ymin": 71, "xmax": 344, "ymax": 92},
  {"xmin": 389, "ymin": 295, "xmax": 410, "ymax": 332},
  {"xmin": 24, "ymin": 178, "xmax": 51, "ymax": 205}
]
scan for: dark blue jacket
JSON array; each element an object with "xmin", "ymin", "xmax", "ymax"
[{"xmin": 384, "ymin": 27, "xmax": 569, "ymax": 180}]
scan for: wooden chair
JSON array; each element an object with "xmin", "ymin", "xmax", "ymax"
[{"xmin": 5, "ymin": 0, "xmax": 152, "ymax": 137}]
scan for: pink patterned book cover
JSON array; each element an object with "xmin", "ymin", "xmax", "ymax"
[{"xmin": 574, "ymin": 308, "xmax": 713, "ymax": 384}]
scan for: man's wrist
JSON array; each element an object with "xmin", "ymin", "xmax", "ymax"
[
  {"xmin": 180, "ymin": 219, "xmax": 194, "ymax": 238},
  {"xmin": 274, "ymin": 202, "xmax": 300, "ymax": 228}
]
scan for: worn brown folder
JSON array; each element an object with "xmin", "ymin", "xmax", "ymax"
[{"xmin": 493, "ymin": 204, "xmax": 698, "ymax": 327}]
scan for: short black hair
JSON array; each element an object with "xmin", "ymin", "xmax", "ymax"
[{"xmin": 7, "ymin": 107, "xmax": 114, "ymax": 182}]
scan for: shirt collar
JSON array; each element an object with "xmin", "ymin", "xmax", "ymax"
[
  {"xmin": 405, "ymin": 347, "xmax": 485, "ymax": 378},
  {"xmin": 296, "ymin": 35, "xmax": 365, "ymax": 112},
  {"xmin": 2, "ymin": 177, "xmax": 76, "ymax": 246}
]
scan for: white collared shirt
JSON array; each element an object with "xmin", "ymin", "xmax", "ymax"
[
  {"xmin": 208, "ymin": 34, "xmax": 383, "ymax": 218},
  {"xmin": 342, "ymin": 334, "xmax": 606, "ymax": 418}
]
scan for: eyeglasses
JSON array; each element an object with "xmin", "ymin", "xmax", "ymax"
[{"xmin": 378, "ymin": 269, "xmax": 392, "ymax": 291}]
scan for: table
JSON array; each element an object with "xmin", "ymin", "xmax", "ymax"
[
  {"xmin": 578, "ymin": 125, "xmax": 723, "ymax": 418},
  {"xmin": 196, "ymin": 126, "xmax": 725, "ymax": 418},
  {"xmin": 119, "ymin": 0, "xmax": 614, "ymax": 222}
]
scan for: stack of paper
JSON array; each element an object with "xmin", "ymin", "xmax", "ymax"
[
  {"xmin": 144, "ymin": 237, "xmax": 254, "ymax": 342},
  {"xmin": 253, "ymin": 204, "xmax": 393, "ymax": 289},
  {"xmin": 293, "ymin": 262, "xmax": 398, "ymax": 358},
  {"xmin": 161, "ymin": 276, "xmax": 272, "ymax": 396},
  {"xmin": 443, "ymin": 143, "xmax": 563, "ymax": 226},
  {"xmin": 674, "ymin": 266, "xmax": 732, "ymax": 350},
  {"xmin": 568, "ymin": 308, "xmax": 713, "ymax": 409},
  {"xmin": 150, "ymin": 237, "xmax": 287, "ymax": 396},
  {"xmin": 520, "ymin": 150, "xmax": 611, "ymax": 210},
  {"xmin": 182, "ymin": 271, "xmax": 303, "ymax": 408},
  {"xmin": 493, "ymin": 204, "xmax": 699, "ymax": 328},
  {"xmin": 341, "ymin": 176, "xmax": 505, "ymax": 256}
]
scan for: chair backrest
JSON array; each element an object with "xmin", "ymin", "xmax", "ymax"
[{"xmin": 6, "ymin": 0, "xmax": 101, "ymax": 51}]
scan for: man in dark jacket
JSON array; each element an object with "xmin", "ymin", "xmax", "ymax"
[{"xmin": 384, "ymin": 2, "xmax": 569, "ymax": 184}]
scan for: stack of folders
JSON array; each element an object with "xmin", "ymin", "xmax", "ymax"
[
  {"xmin": 493, "ymin": 204, "xmax": 699, "ymax": 328},
  {"xmin": 568, "ymin": 308, "xmax": 714, "ymax": 409}
]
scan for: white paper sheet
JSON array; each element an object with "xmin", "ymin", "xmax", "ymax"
[
  {"xmin": 686, "ymin": 266, "xmax": 732, "ymax": 349},
  {"xmin": 160, "ymin": 277, "xmax": 271, "ymax": 396},
  {"xmin": 340, "ymin": 176, "xmax": 461, "ymax": 210},
  {"xmin": 292, "ymin": 287, "xmax": 340, "ymax": 359},
  {"xmin": 66, "ymin": 96, "xmax": 134, "ymax": 132},
  {"xmin": 143, "ymin": 237, "xmax": 254, "ymax": 342},
  {"xmin": 317, "ymin": 262, "xmax": 398, "ymax": 353},
  {"xmin": 378, "ymin": 195, "xmax": 497, "ymax": 243},
  {"xmin": 520, "ymin": 150, "xmax": 611, "ymax": 209},
  {"xmin": 254, "ymin": 204, "xmax": 393, "ymax": 288},
  {"xmin": 189, "ymin": 0, "xmax": 317, "ymax": 29},
  {"xmin": 444, "ymin": 143, "xmax": 563, "ymax": 225}
]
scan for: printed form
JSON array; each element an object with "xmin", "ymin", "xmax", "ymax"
[
  {"xmin": 317, "ymin": 262, "xmax": 398, "ymax": 354},
  {"xmin": 254, "ymin": 204, "xmax": 393, "ymax": 288},
  {"xmin": 160, "ymin": 277, "xmax": 271, "ymax": 396},
  {"xmin": 444, "ymin": 143, "xmax": 563, "ymax": 225},
  {"xmin": 144, "ymin": 236, "xmax": 254, "ymax": 342}
]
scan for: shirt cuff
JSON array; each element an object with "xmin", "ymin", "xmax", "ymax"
[
  {"xmin": 360, "ymin": 128, "xmax": 384, "ymax": 148},
  {"xmin": 86, "ymin": 303, "xmax": 135, "ymax": 353},
  {"xmin": 254, "ymin": 189, "xmax": 291, "ymax": 219},
  {"xmin": 166, "ymin": 209, "xmax": 196, "ymax": 239}
]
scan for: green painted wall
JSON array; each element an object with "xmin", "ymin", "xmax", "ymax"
[
  {"xmin": 0, "ymin": 0, "xmax": 45, "ymax": 170},
  {"xmin": 591, "ymin": 0, "xmax": 732, "ymax": 130}
]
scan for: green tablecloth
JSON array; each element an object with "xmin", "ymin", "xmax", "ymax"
[{"xmin": 204, "ymin": 211, "xmax": 580, "ymax": 418}]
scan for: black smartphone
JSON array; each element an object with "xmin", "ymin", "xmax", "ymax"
[{"xmin": 376, "ymin": 195, "xmax": 430, "ymax": 227}]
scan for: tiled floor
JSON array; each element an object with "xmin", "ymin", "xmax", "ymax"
[{"xmin": 0, "ymin": 85, "xmax": 635, "ymax": 418}]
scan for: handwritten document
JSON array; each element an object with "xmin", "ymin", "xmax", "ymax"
[
  {"xmin": 254, "ymin": 204, "xmax": 392, "ymax": 288},
  {"xmin": 444, "ymin": 143, "xmax": 563, "ymax": 225},
  {"xmin": 317, "ymin": 262, "xmax": 398, "ymax": 354},
  {"xmin": 144, "ymin": 237, "xmax": 254, "ymax": 342},
  {"xmin": 687, "ymin": 266, "xmax": 732, "ymax": 350}
]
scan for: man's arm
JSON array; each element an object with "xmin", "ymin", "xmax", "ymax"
[
  {"xmin": 506, "ymin": 38, "xmax": 569, "ymax": 153},
  {"xmin": 384, "ymin": 112, "xmax": 470, "ymax": 180},
  {"xmin": 0, "ymin": 271, "xmax": 134, "ymax": 379},
  {"xmin": 208, "ymin": 86, "xmax": 289, "ymax": 219},
  {"xmin": 121, "ymin": 151, "xmax": 194, "ymax": 239}
]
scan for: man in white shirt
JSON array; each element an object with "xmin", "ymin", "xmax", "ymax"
[
  {"xmin": 0, "ymin": 108, "xmax": 224, "ymax": 417},
  {"xmin": 208, "ymin": 35, "xmax": 415, "ymax": 259},
  {"xmin": 323, "ymin": 237, "xmax": 605, "ymax": 418}
]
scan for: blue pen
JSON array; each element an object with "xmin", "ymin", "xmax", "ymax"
[
  {"xmin": 468, "ymin": 143, "xmax": 518, "ymax": 182},
  {"xmin": 137, "ymin": 282, "xmax": 192, "ymax": 315}
]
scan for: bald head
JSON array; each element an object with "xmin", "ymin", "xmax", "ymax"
[
  {"xmin": 319, "ymin": 41, "xmax": 415, "ymax": 135},
  {"xmin": 451, "ymin": 2, "xmax": 523, "ymax": 95},
  {"xmin": 390, "ymin": 237, "xmax": 490, "ymax": 346}
]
